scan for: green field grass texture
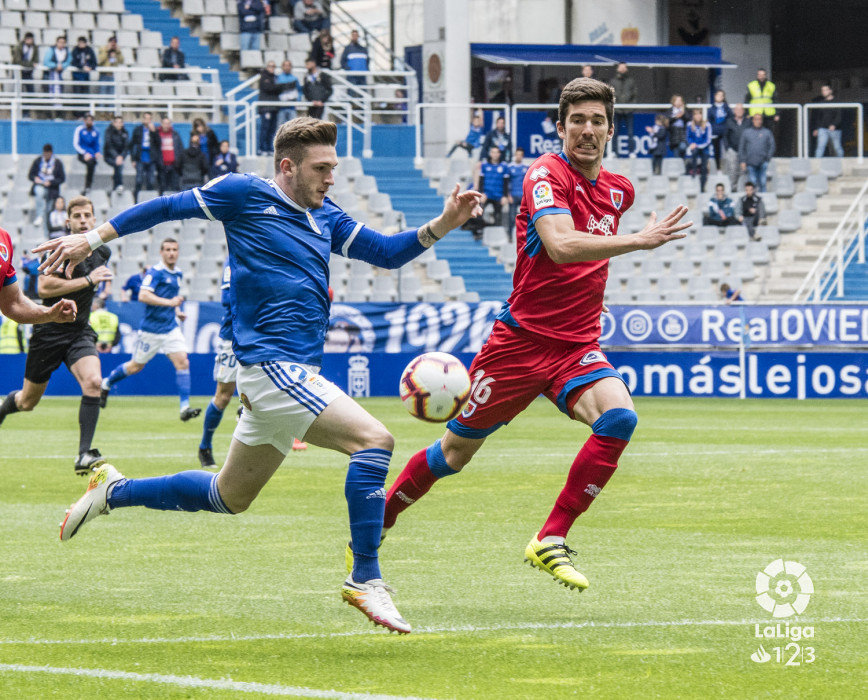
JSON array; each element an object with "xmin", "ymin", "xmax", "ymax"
[{"xmin": 0, "ymin": 396, "xmax": 865, "ymax": 699}]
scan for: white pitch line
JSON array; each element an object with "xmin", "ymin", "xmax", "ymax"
[
  {"xmin": 0, "ymin": 617, "xmax": 863, "ymax": 647},
  {"xmin": 0, "ymin": 664, "xmax": 439, "ymax": 700}
]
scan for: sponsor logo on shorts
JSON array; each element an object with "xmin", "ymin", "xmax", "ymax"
[
  {"xmin": 580, "ymin": 350, "xmax": 606, "ymax": 366},
  {"xmin": 239, "ymin": 393, "xmax": 252, "ymax": 411},
  {"xmin": 533, "ymin": 181, "xmax": 555, "ymax": 208}
]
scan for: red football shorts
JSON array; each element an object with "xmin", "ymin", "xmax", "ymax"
[{"xmin": 447, "ymin": 321, "xmax": 625, "ymax": 439}]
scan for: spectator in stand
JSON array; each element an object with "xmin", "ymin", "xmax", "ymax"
[
  {"xmin": 97, "ymin": 36, "xmax": 124, "ymax": 98},
  {"xmin": 276, "ymin": 60, "xmax": 301, "ymax": 124},
  {"xmin": 736, "ymin": 181, "xmax": 766, "ymax": 240},
  {"xmin": 209, "ymin": 140, "xmax": 239, "ymax": 179},
  {"xmin": 685, "ymin": 108, "xmax": 712, "ymax": 192},
  {"xmin": 73, "ymin": 113, "xmax": 101, "ymax": 196},
  {"xmin": 506, "ymin": 146, "xmax": 528, "ymax": 241},
  {"xmin": 709, "ymin": 89, "xmax": 732, "ymax": 172},
  {"xmin": 258, "ymin": 61, "xmax": 282, "ymax": 155},
  {"xmin": 703, "ymin": 183, "xmax": 739, "ymax": 226},
  {"xmin": 480, "ymin": 116, "xmax": 512, "ymax": 163},
  {"xmin": 609, "ymin": 62, "xmax": 637, "ymax": 157},
  {"xmin": 122, "ymin": 263, "xmax": 147, "ymax": 302},
  {"xmin": 581, "ymin": 64, "xmax": 594, "ymax": 79},
  {"xmin": 646, "ymin": 113, "xmax": 668, "ymax": 175},
  {"xmin": 746, "ymin": 68, "xmax": 778, "ymax": 129},
  {"xmin": 739, "ymin": 113, "xmax": 775, "ymax": 192},
  {"xmin": 720, "ymin": 282, "xmax": 743, "ymax": 304},
  {"xmin": 12, "ymin": 33, "xmax": 39, "ymax": 98},
  {"xmin": 48, "ymin": 196, "xmax": 68, "ymax": 239},
  {"xmin": 667, "ymin": 94, "xmax": 688, "ymax": 158},
  {"xmin": 70, "ymin": 36, "xmax": 97, "ymax": 104},
  {"xmin": 446, "ymin": 112, "xmax": 484, "ymax": 158},
  {"xmin": 28, "ymin": 144, "xmax": 65, "ymax": 233},
  {"xmin": 723, "ymin": 103, "xmax": 748, "ymax": 190},
  {"xmin": 178, "ymin": 133, "xmax": 209, "ymax": 189},
  {"xmin": 43, "ymin": 36, "xmax": 71, "ymax": 116},
  {"xmin": 238, "ymin": 0, "xmax": 267, "ymax": 51},
  {"xmin": 104, "ymin": 115, "xmax": 129, "ymax": 195},
  {"xmin": 309, "ymin": 29, "xmax": 335, "ymax": 69},
  {"xmin": 161, "ymin": 37, "xmax": 188, "ymax": 82},
  {"xmin": 293, "ymin": 0, "xmax": 329, "ymax": 35},
  {"xmin": 19, "ymin": 252, "xmax": 42, "ymax": 301},
  {"xmin": 340, "ymin": 29, "xmax": 369, "ymax": 86},
  {"xmin": 130, "ymin": 111, "xmax": 160, "ymax": 203},
  {"xmin": 156, "ymin": 116, "xmax": 183, "ymax": 194},
  {"xmin": 192, "ymin": 117, "xmax": 220, "ymax": 166},
  {"xmin": 812, "ymin": 82, "xmax": 844, "ymax": 158},
  {"xmin": 471, "ymin": 145, "xmax": 510, "ymax": 235},
  {"xmin": 302, "ymin": 58, "xmax": 332, "ymax": 119}
]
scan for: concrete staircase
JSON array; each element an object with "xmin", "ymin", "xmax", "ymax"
[{"xmin": 761, "ymin": 159, "xmax": 868, "ymax": 300}]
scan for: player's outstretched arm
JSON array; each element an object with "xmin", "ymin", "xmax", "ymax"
[
  {"xmin": 0, "ymin": 281, "xmax": 78, "ymax": 324},
  {"xmin": 33, "ymin": 221, "xmax": 119, "ymax": 278},
  {"xmin": 418, "ymin": 185, "xmax": 483, "ymax": 247},
  {"xmin": 537, "ymin": 205, "xmax": 691, "ymax": 264}
]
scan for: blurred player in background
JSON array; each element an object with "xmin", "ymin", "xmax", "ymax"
[
  {"xmin": 38, "ymin": 116, "xmax": 482, "ymax": 634},
  {"xmin": 377, "ymin": 78, "xmax": 691, "ymax": 592},
  {"xmin": 99, "ymin": 238, "xmax": 201, "ymax": 422},
  {"xmin": 0, "ymin": 197, "xmax": 111, "ymax": 474}
]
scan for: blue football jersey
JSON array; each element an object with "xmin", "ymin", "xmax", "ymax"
[
  {"xmin": 219, "ymin": 256, "xmax": 232, "ymax": 342},
  {"xmin": 480, "ymin": 161, "xmax": 509, "ymax": 200},
  {"xmin": 140, "ymin": 262, "xmax": 183, "ymax": 334},
  {"xmin": 508, "ymin": 162, "xmax": 529, "ymax": 198}
]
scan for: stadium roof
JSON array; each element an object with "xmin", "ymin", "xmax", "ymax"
[{"xmin": 470, "ymin": 44, "xmax": 736, "ymax": 69}]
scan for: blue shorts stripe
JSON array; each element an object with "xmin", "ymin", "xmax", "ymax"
[
  {"xmin": 261, "ymin": 363, "xmax": 323, "ymax": 416},
  {"xmin": 555, "ymin": 368, "xmax": 628, "ymax": 416},
  {"xmin": 446, "ymin": 418, "xmax": 508, "ymax": 440}
]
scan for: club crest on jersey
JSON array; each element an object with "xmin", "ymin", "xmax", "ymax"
[
  {"xmin": 580, "ymin": 350, "xmax": 606, "ymax": 366},
  {"xmin": 532, "ymin": 181, "xmax": 555, "ymax": 209},
  {"xmin": 306, "ymin": 210, "xmax": 322, "ymax": 234},
  {"xmin": 610, "ymin": 188, "xmax": 624, "ymax": 210},
  {"xmin": 0, "ymin": 243, "xmax": 8, "ymax": 262},
  {"xmin": 529, "ymin": 166, "xmax": 549, "ymax": 181}
]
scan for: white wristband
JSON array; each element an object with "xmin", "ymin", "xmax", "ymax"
[{"xmin": 85, "ymin": 229, "xmax": 104, "ymax": 251}]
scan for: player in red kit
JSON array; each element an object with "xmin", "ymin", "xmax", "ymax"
[
  {"xmin": 356, "ymin": 78, "xmax": 691, "ymax": 591},
  {"xmin": 0, "ymin": 227, "xmax": 77, "ymax": 325}
]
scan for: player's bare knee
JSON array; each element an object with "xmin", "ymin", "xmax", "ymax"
[
  {"xmin": 81, "ymin": 375, "xmax": 102, "ymax": 396},
  {"xmin": 364, "ymin": 424, "xmax": 394, "ymax": 453},
  {"xmin": 16, "ymin": 396, "xmax": 38, "ymax": 412},
  {"xmin": 440, "ymin": 441, "xmax": 473, "ymax": 471}
]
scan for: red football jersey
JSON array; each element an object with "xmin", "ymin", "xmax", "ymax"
[
  {"xmin": 503, "ymin": 152, "xmax": 634, "ymax": 343},
  {"xmin": 0, "ymin": 227, "xmax": 16, "ymax": 289}
]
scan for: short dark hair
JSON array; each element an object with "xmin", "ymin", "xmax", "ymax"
[
  {"xmin": 558, "ymin": 77, "xmax": 615, "ymax": 127},
  {"xmin": 66, "ymin": 195, "xmax": 94, "ymax": 218},
  {"xmin": 273, "ymin": 116, "xmax": 337, "ymax": 171},
  {"xmin": 160, "ymin": 237, "xmax": 178, "ymax": 250},
  {"xmin": 744, "ymin": 181, "xmax": 755, "ymax": 188},
  {"xmin": 42, "ymin": 143, "xmax": 53, "ymax": 152},
  {"xmin": 77, "ymin": 36, "xmax": 87, "ymax": 43},
  {"xmin": 23, "ymin": 32, "xmax": 34, "ymax": 40},
  {"xmin": 515, "ymin": 147, "xmax": 524, "ymax": 154}
]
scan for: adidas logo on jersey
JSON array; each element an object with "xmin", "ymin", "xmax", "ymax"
[
  {"xmin": 262, "ymin": 205, "xmax": 279, "ymax": 216},
  {"xmin": 529, "ymin": 166, "xmax": 550, "ymax": 181},
  {"xmin": 366, "ymin": 487, "xmax": 387, "ymax": 500}
]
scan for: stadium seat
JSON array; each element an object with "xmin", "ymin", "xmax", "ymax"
[
  {"xmin": 121, "ymin": 14, "xmax": 144, "ymax": 31},
  {"xmin": 755, "ymin": 225, "xmax": 780, "ymax": 248},
  {"xmin": 676, "ymin": 174, "xmax": 700, "ymax": 198},
  {"xmin": 349, "ymin": 259, "xmax": 374, "ymax": 280},
  {"xmin": 731, "ymin": 258, "xmax": 756, "ymax": 281},
  {"xmin": 240, "ymin": 50, "xmax": 263, "ymax": 69},
  {"xmin": 716, "ymin": 240, "xmax": 739, "ymax": 260},
  {"xmin": 200, "ymin": 16, "xmax": 223, "ymax": 34},
  {"xmin": 658, "ymin": 275, "xmax": 683, "ymax": 299},
  {"xmin": 746, "ymin": 241, "xmax": 770, "ymax": 264},
  {"xmin": 498, "ymin": 245, "xmax": 517, "ymax": 267},
  {"xmin": 71, "ymin": 13, "xmax": 94, "ymax": 29},
  {"xmin": 727, "ymin": 226, "xmax": 751, "ymax": 248},
  {"xmin": 634, "ymin": 191, "xmax": 657, "ymax": 216},
  {"xmin": 345, "ymin": 276, "xmax": 371, "ymax": 301},
  {"xmin": 269, "ymin": 16, "xmax": 291, "ymax": 33},
  {"xmin": 398, "ymin": 275, "xmax": 423, "ymax": 302},
  {"xmin": 631, "ymin": 158, "xmax": 652, "ymax": 180},
  {"xmin": 662, "ymin": 158, "xmax": 685, "ymax": 179},
  {"xmin": 367, "ymin": 192, "xmax": 392, "ymax": 215},
  {"xmin": 426, "ymin": 259, "xmax": 450, "ymax": 281},
  {"xmin": 640, "ymin": 256, "xmax": 665, "ymax": 282},
  {"xmin": 423, "ymin": 158, "xmax": 448, "ymax": 180},
  {"xmin": 371, "ymin": 275, "xmax": 397, "ymax": 300},
  {"xmin": 441, "ymin": 276, "xmax": 466, "ymax": 298},
  {"xmin": 701, "ymin": 258, "xmax": 725, "ymax": 281},
  {"xmin": 788, "ymin": 158, "xmax": 811, "ymax": 179},
  {"xmin": 96, "ymin": 13, "xmax": 120, "ymax": 30},
  {"xmin": 759, "ymin": 192, "xmax": 779, "ymax": 214},
  {"xmin": 183, "ymin": 0, "xmax": 205, "ymax": 15},
  {"xmin": 340, "ymin": 159, "xmax": 364, "ymax": 180},
  {"xmin": 804, "ymin": 174, "xmax": 829, "ymax": 196},
  {"xmin": 818, "ymin": 158, "xmax": 843, "ymax": 178},
  {"xmin": 776, "ymin": 206, "xmax": 801, "ymax": 232},
  {"xmin": 670, "ymin": 258, "xmax": 696, "ymax": 281},
  {"xmin": 687, "ymin": 276, "xmax": 715, "ymax": 300},
  {"xmin": 482, "ymin": 226, "xmax": 508, "ymax": 249},
  {"xmin": 460, "ymin": 291, "xmax": 481, "ymax": 303},
  {"xmin": 792, "ymin": 191, "xmax": 817, "ymax": 214},
  {"xmin": 353, "ymin": 175, "xmax": 378, "ymax": 197},
  {"xmin": 774, "ymin": 174, "xmax": 795, "ymax": 197},
  {"xmin": 647, "ymin": 174, "xmax": 670, "ymax": 197}
]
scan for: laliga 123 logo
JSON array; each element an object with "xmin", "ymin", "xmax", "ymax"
[{"xmin": 755, "ymin": 559, "xmax": 813, "ymax": 617}]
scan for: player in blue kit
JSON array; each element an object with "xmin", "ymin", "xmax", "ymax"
[
  {"xmin": 37, "ymin": 117, "xmax": 482, "ymax": 634},
  {"xmin": 472, "ymin": 146, "xmax": 510, "ymax": 235},
  {"xmin": 506, "ymin": 147, "xmax": 529, "ymax": 240},
  {"xmin": 99, "ymin": 238, "xmax": 201, "ymax": 421}
]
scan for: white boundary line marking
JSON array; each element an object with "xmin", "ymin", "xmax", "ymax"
[
  {"xmin": 0, "ymin": 617, "xmax": 863, "ymax": 647},
  {"xmin": 0, "ymin": 664, "xmax": 438, "ymax": 699}
]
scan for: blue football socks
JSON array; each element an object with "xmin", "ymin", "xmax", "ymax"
[
  {"xmin": 106, "ymin": 363, "xmax": 128, "ymax": 388},
  {"xmin": 200, "ymin": 401, "xmax": 224, "ymax": 450},
  {"xmin": 108, "ymin": 471, "xmax": 232, "ymax": 514},
  {"xmin": 345, "ymin": 448, "xmax": 391, "ymax": 582},
  {"xmin": 176, "ymin": 369, "xmax": 191, "ymax": 410},
  {"xmin": 426, "ymin": 439, "xmax": 459, "ymax": 479}
]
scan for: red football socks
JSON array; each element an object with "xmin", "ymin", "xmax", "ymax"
[
  {"xmin": 538, "ymin": 434, "xmax": 629, "ymax": 540},
  {"xmin": 383, "ymin": 448, "xmax": 438, "ymax": 529}
]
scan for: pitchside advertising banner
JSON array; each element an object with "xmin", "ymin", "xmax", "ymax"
[{"xmin": 3, "ymin": 303, "xmax": 868, "ymax": 399}]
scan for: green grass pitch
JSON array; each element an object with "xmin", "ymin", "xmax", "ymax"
[{"xmin": 0, "ymin": 395, "xmax": 865, "ymax": 699}]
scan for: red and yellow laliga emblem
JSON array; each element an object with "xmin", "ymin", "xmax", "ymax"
[
  {"xmin": 610, "ymin": 188, "xmax": 624, "ymax": 210},
  {"xmin": 0, "ymin": 243, "xmax": 8, "ymax": 262}
]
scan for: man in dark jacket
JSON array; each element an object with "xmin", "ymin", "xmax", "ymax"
[
  {"xmin": 130, "ymin": 111, "xmax": 161, "ymax": 202},
  {"xmin": 340, "ymin": 29, "xmax": 368, "ymax": 86},
  {"xmin": 722, "ymin": 103, "xmax": 749, "ymax": 190},
  {"xmin": 209, "ymin": 140, "xmax": 239, "ymax": 179},
  {"xmin": 258, "ymin": 61, "xmax": 282, "ymax": 155},
  {"xmin": 104, "ymin": 115, "xmax": 129, "ymax": 194},
  {"xmin": 70, "ymin": 36, "xmax": 97, "ymax": 105},
  {"xmin": 739, "ymin": 113, "xmax": 775, "ymax": 192},
  {"xmin": 28, "ymin": 144, "xmax": 66, "ymax": 234},
  {"xmin": 812, "ymin": 83, "xmax": 844, "ymax": 157},
  {"xmin": 178, "ymin": 133, "xmax": 209, "ymax": 189},
  {"xmin": 12, "ymin": 32, "xmax": 39, "ymax": 95},
  {"xmin": 302, "ymin": 59, "xmax": 332, "ymax": 120},
  {"xmin": 609, "ymin": 62, "xmax": 637, "ymax": 156},
  {"xmin": 238, "ymin": 0, "xmax": 266, "ymax": 51},
  {"xmin": 160, "ymin": 37, "xmax": 188, "ymax": 81}
]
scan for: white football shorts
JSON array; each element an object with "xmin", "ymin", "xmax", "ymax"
[
  {"xmin": 132, "ymin": 327, "xmax": 188, "ymax": 364},
  {"xmin": 233, "ymin": 360, "xmax": 344, "ymax": 455},
  {"xmin": 213, "ymin": 338, "xmax": 238, "ymax": 384}
]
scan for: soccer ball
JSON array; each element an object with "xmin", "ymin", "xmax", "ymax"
[{"xmin": 399, "ymin": 352, "xmax": 472, "ymax": 423}]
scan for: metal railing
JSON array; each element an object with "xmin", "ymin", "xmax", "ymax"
[
  {"xmin": 793, "ymin": 178, "xmax": 868, "ymax": 302},
  {"xmin": 330, "ymin": 0, "xmax": 412, "ymax": 72}
]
